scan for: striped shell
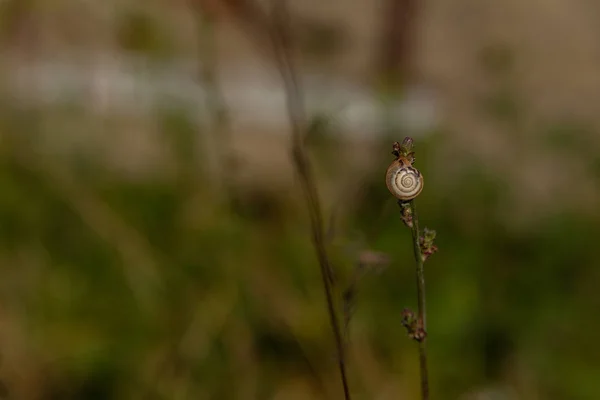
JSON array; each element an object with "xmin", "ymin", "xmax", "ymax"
[{"xmin": 386, "ymin": 158, "xmax": 424, "ymax": 200}]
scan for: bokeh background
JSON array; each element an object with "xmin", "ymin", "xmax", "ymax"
[{"xmin": 1, "ymin": 0, "xmax": 599, "ymax": 399}]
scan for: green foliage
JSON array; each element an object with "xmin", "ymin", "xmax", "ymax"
[{"xmin": 0, "ymin": 101, "xmax": 599, "ymax": 399}]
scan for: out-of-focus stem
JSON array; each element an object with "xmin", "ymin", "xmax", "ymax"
[
  {"xmin": 268, "ymin": 1, "xmax": 351, "ymax": 398},
  {"xmin": 210, "ymin": 1, "xmax": 352, "ymax": 396}
]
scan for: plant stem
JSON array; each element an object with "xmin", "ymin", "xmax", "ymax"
[
  {"xmin": 217, "ymin": 1, "xmax": 351, "ymax": 396},
  {"xmin": 268, "ymin": 1, "xmax": 351, "ymax": 398},
  {"xmin": 407, "ymin": 199, "xmax": 429, "ymax": 400}
]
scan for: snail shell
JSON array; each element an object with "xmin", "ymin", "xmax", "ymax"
[{"xmin": 386, "ymin": 157, "xmax": 424, "ymax": 200}]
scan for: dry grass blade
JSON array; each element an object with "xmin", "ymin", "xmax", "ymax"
[{"xmin": 267, "ymin": 0, "xmax": 352, "ymax": 398}]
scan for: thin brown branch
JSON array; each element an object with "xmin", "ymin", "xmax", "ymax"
[
  {"xmin": 219, "ymin": 0, "xmax": 351, "ymax": 396},
  {"xmin": 266, "ymin": 1, "xmax": 351, "ymax": 398}
]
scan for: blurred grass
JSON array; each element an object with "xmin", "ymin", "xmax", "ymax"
[
  {"xmin": 0, "ymin": 99, "xmax": 599, "ymax": 399},
  {"xmin": 0, "ymin": 1, "xmax": 599, "ymax": 399}
]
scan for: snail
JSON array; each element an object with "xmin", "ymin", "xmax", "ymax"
[{"xmin": 386, "ymin": 154, "xmax": 424, "ymax": 201}]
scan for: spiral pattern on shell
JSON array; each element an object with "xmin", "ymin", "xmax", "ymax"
[{"xmin": 386, "ymin": 159, "xmax": 424, "ymax": 201}]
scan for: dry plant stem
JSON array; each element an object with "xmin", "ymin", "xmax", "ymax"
[
  {"xmin": 268, "ymin": 1, "xmax": 351, "ymax": 399},
  {"xmin": 407, "ymin": 199, "xmax": 429, "ymax": 400}
]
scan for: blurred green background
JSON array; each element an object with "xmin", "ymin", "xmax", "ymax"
[{"xmin": 0, "ymin": 0, "xmax": 599, "ymax": 399}]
